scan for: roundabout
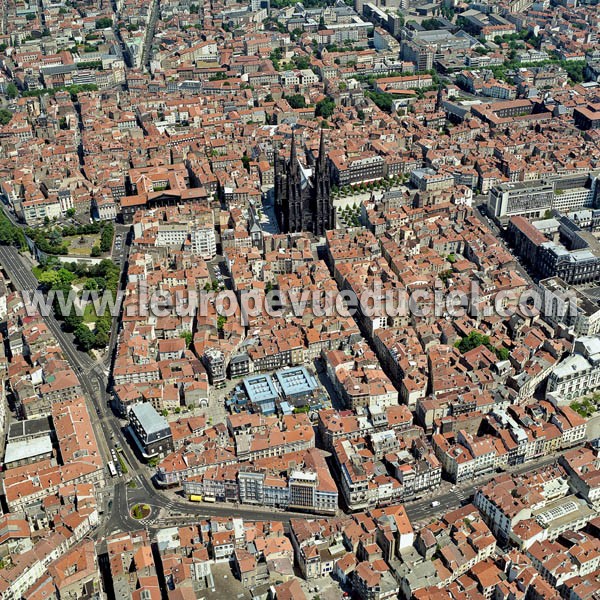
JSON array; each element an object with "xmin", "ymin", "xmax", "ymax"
[{"xmin": 130, "ymin": 503, "xmax": 151, "ymax": 520}]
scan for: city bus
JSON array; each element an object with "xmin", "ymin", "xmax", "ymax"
[{"xmin": 107, "ymin": 461, "xmax": 117, "ymax": 477}]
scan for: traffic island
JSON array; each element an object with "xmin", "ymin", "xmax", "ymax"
[{"xmin": 131, "ymin": 504, "xmax": 151, "ymax": 520}]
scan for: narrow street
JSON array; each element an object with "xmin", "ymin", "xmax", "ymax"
[{"xmin": 141, "ymin": 0, "xmax": 160, "ymax": 70}]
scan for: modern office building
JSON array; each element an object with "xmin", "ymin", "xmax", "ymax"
[
  {"xmin": 129, "ymin": 402, "xmax": 174, "ymax": 459},
  {"xmin": 488, "ymin": 181, "xmax": 554, "ymax": 225}
]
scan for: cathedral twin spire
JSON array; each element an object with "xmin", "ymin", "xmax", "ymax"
[{"xmin": 274, "ymin": 128, "xmax": 334, "ymax": 237}]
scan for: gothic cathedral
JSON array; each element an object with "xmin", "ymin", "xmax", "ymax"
[{"xmin": 274, "ymin": 129, "xmax": 334, "ymax": 236}]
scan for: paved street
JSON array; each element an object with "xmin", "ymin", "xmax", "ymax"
[
  {"xmin": 404, "ymin": 451, "xmax": 561, "ymax": 526},
  {"xmin": 586, "ymin": 413, "xmax": 600, "ymax": 440},
  {"xmin": 141, "ymin": 0, "xmax": 159, "ymax": 69}
]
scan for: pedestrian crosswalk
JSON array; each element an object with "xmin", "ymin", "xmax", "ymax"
[{"xmin": 455, "ymin": 488, "xmax": 469, "ymax": 501}]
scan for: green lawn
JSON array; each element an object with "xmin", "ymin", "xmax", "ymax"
[
  {"xmin": 571, "ymin": 397, "xmax": 597, "ymax": 419},
  {"xmin": 66, "ymin": 233, "xmax": 101, "ymax": 256},
  {"xmin": 83, "ymin": 302, "xmax": 97, "ymax": 323}
]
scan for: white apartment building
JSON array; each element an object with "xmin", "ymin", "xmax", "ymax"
[
  {"xmin": 547, "ymin": 336, "xmax": 600, "ymax": 401},
  {"xmin": 154, "ymin": 223, "xmax": 216, "ymax": 260},
  {"xmin": 20, "ymin": 197, "xmax": 62, "ymax": 225},
  {"xmin": 191, "ymin": 228, "xmax": 217, "ymax": 260}
]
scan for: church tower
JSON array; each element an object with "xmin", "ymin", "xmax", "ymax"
[
  {"xmin": 435, "ymin": 83, "xmax": 444, "ymax": 112},
  {"xmin": 286, "ymin": 132, "xmax": 304, "ymax": 232},
  {"xmin": 312, "ymin": 128, "xmax": 334, "ymax": 236},
  {"xmin": 274, "ymin": 129, "xmax": 333, "ymax": 236}
]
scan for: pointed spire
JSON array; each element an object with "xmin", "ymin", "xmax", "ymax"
[
  {"xmin": 318, "ymin": 127, "xmax": 327, "ymax": 166},
  {"xmin": 288, "ymin": 130, "xmax": 299, "ymax": 178},
  {"xmin": 290, "ymin": 130, "xmax": 297, "ymax": 165}
]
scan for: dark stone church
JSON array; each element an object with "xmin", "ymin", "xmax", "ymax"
[{"xmin": 274, "ymin": 130, "xmax": 334, "ymax": 236}]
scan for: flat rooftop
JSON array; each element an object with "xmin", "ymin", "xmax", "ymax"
[
  {"xmin": 243, "ymin": 374, "xmax": 279, "ymax": 404},
  {"xmin": 541, "ymin": 277, "xmax": 600, "ymax": 316},
  {"xmin": 5, "ymin": 435, "xmax": 53, "ymax": 465},
  {"xmin": 8, "ymin": 416, "xmax": 52, "ymax": 440},
  {"xmin": 275, "ymin": 367, "xmax": 318, "ymax": 398},
  {"xmin": 130, "ymin": 402, "xmax": 170, "ymax": 435}
]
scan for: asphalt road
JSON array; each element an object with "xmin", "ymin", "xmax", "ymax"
[
  {"xmin": 404, "ymin": 451, "xmax": 561, "ymax": 524},
  {"xmin": 141, "ymin": 0, "xmax": 160, "ymax": 69},
  {"xmin": 0, "ymin": 245, "xmax": 128, "ymax": 514}
]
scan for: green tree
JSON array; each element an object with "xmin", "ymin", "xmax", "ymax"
[
  {"xmin": 100, "ymin": 222, "xmax": 114, "ymax": 252},
  {"xmin": 269, "ymin": 48, "xmax": 282, "ymax": 70},
  {"xmin": 455, "ymin": 331, "xmax": 492, "ymax": 354},
  {"xmin": 93, "ymin": 328, "xmax": 109, "ymax": 348},
  {"xmin": 563, "ymin": 61, "xmax": 585, "ymax": 84},
  {"xmin": 365, "ymin": 90, "xmax": 393, "ymax": 112},
  {"xmin": 38, "ymin": 268, "xmax": 75, "ymax": 291},
  {"xmin": 217, "ymin": 315, "xmax": 227, "ymax": 331},
  {"xmin": 74, "ymin": 324, "xmax": 96, "ymax": 351},
  {"xmin": 496, "ymin": 347, "xmax": 510, "ymax": 361},
  {"xmin": 455, "ymin": 330, "xmax": 509, "ymax": 361},
  {"xmin": 286, "ymin": 94, "xmax": 306, "ymax": 109},
  {"xmin": 63, "ymin": 311, "xmax": 83, "ymax": 331},
  {"xmin": 6, "ymin": 83, "xmax": 17, "ymax": 99},
  {"xmin": 421, "ymin": 18, "xmax": 441, "ymax": 30},
  {"xmin": 95, "ymin": 17, "xmax": 112, "ymax": 29},
  {"xmin": 180, "ymin": 330, "xmax": 193, "ymax": 348},
  {"xmin": 91, "ymin": 245, "xmax": 101, "ymax": 257},
  {"xmin": 0, "ymin": 211, "xmax": 25, "ymax": 248},
  {"xmin": 439, "ymin": 269, "xmax": 453, "ymax": 285},
  {"xmin": 315, "ymin": 96, "xmax": 335, "ymax": 119},
  {"xmin": 292, "ymin": 55, "xmax": 310, "ymax": 70},
  {"xmin": 0, "ymin": 108, "xmax": 12, "ymax": 125},
  {"xmin": 241, "ymin": 154, "xmax": 251, "ymax": 172}
]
